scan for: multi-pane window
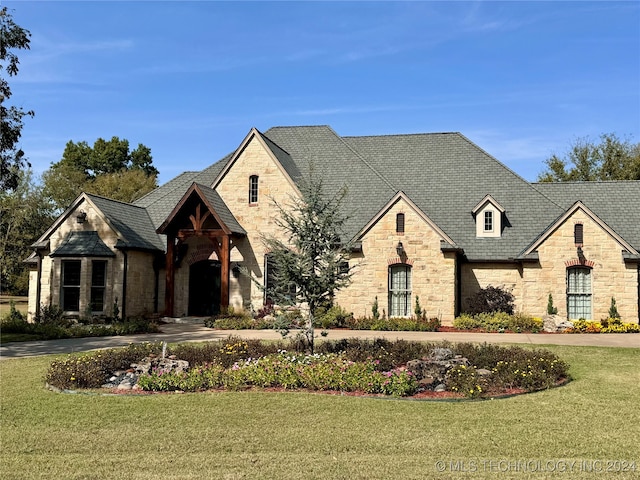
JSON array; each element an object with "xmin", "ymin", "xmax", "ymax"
[
  {"xmin": 249, "ymin": 175, "xmax": 259, "ymax": 204},
  {"xmin": 61, "ymin": 260, "xmax": 81, "ymax": 311},
  {"xmin": 388, "ymin": 264, "xmax": 411, "ymax": 317},
  {"xmin": 396, "ymin": 213, "xmax": 405, "ymax": 234},
  {"xmin": 91, "ymin": 260, "xmax": 107, "ymax": 312},
  {"xmin": 484, "ymin": 211, "xmax": 493, "ymax": 232},
  {"xmin": 567, "ymin": 267, "xmax": 592, "ymax": 319}
]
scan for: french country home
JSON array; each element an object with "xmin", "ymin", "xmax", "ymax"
[{"xmin": 26, "ymin": 126, "xmax": 640, "ymax": 324}]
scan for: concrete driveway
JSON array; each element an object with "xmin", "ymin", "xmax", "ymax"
[{"xmin": 1, "ymin": 323, "xmax": 638, "ymax": 360}]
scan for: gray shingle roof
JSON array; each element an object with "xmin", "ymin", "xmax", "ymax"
[
  {"xmin": 134, "ymin": 157, "xmax": 229, "ymax": 230},
  {"xmin": 87, "ymin": 194, "xmax": 164, "ymax": 251},
  {"xmin": 258, "ymin": 127, "xmax": 568, "ymax": 260},
  {"xmin": 262, "ymin": 126, "xmax": 398, "ymax": 243},
  {"xmin": 193, "ymin": 183, "xmax": 247, "ymax": 235},
  {"xmin": 533, "ymin": 181, "xmax": 640, "ymax": 251},
  {"xmin": 123, "ymin": 125, "xmax": 640, "ymax": 262},
  {"xmin": 50, "ymin": 231, "xmax": 115, "ymax": 257}
]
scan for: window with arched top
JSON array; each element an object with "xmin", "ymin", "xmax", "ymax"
[
  {"xmin": 388, "ymin": 264, "xmax": 412, "ymax": 317},
  {"xmin": 249, "ymin": 175, "xmax": 259, "ymax": 204},
  {"xmin": 567, "ymin": 266, "xmax": 591, "ymax": 319}
]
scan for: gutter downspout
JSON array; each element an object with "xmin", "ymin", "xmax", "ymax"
[
  {"xmin": 121, "ymin": 250, "xmax": 128, "ymax": 320},
  {"xmin": 35, "ymin": 251, "xmax": 42, "ymax": 319}
]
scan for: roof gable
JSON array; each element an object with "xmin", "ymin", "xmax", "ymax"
[
  {"xmin": 357, "ymin": 191, "xmax": 457, "ymax": 246},
  {"xmin": 211, "ymin": 128, "xmax": 300, "ymax": 196},
  {"xmin": 157, "ymin": 183, "xmax": 246, "ymax": 236},
  {"xmin": 522, "ymin": 201, "xmax": 638, "ymax": 256}
]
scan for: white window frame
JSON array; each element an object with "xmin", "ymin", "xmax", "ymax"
[
  {"xmin": 388, "ymin": 264, "xmax": 412, "ymax": 317},
  {"xmin": 567, "ymin": 267, "xmax": 592, "ymax": 320}
]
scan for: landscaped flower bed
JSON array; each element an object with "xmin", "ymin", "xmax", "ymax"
[
  {"xmin": 568, "ymin": 318, "xmax": 640, "ymax": 333},
  {"xmin": 46, "ymin": 337, "xmax": 570, "ymax": 399}
]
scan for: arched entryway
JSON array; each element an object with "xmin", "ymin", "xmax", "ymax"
[{"xmin": 188, "ymin": 260, "xmax": 221, "ymax": 316}]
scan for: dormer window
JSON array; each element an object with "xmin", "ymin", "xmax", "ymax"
[
  {"xmin": 484, "ymin": 211, "xmax": 493, "ymax": 233},
  {"xmin": 472, "ymin": 195, "xmax": 505, "ymax": 238},
  {"xmin": 249, "ymin": 175, "xmax": 259, "ymax": 204}
]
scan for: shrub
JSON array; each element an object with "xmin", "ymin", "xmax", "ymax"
[
  {"xmin": 372, "ymin": 296, "xmax": 380, "ymax": 320},
  {"xmin": 34, "ymin": 304, "xmax": 71, "ymax": 327},
  {"xmin": 570, "ymin": 319, "xmax": 639, "ymax": 333},
  {"xmin": 446, "ymin": 365, "xmax": 483, "ymax": 398},
  {"xmin": 137, "ymin": 351, "xmax": 418, "ymax": 397},
  {"xmin": 453, "ymin": 314, "xmax": 483, "ymax": 330},
  {"xmin": 314, "ymin": 305, "xmax": 354, "ymax": 329},
  {"xmin": 465, "ymin": 285, "xmax": 515, "ymax": 315},
  {"xmin": 453, "ymin": 312, "xmax": 542, "ymax": 333},
  {"xmin": 608, "ymin": 297, "xmax": 621, "ymax": 319},
  {"xmin": 1, "ymin": 303, "xmax": 32, "ymax": 333},
  {"xmin": 547, "ymin": 294, "xmax": 558, "ymax": 315},
  {"xmin": 46, "ymin": 342, "xmax": 162, "ymax": 389}
]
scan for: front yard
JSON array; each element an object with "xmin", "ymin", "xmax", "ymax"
[{"xmin": 1, "ymin": 344, "xmax": 638, "ymax": 479}]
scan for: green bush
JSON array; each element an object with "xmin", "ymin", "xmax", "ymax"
[
  {"xmin": 137, "ymin": 352, "xmax": 418, "ymax": 397},
  {"xmin": 1, "ymin": 303, "xmax": 32, "ymax": 333},
  {"xmin": 46, "ymin": 342, "xmax": 163, "ymax": 389},
  {"xmin": 452, "ymin": 314, "xmax": 483, "ymax": 330},
  {"xmin": 446, "ymin": 365, "xmax": 484, "ymax": 398},
  {"xmin": 314, "ymin": 305, "xmax": 354, "ymax": 329},
  {"xmin": 465, "ymin": 285, "xmax": 515, "ymax": 315},
  {"xmin": 453, "ymin": 312, "xmax": 542, "ymax": 333}
]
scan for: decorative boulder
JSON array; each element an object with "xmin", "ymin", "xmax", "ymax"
[
  {"xmin": 406, "ymin": 349, "xmax": 469, "ymax": 390},
  {"xmin": 543, "ymin": 315, "xmax": 574, "ymax": 333},
  {"xmin": 132, "ymin": 356, "xmax": 190, "ymax": 376}
]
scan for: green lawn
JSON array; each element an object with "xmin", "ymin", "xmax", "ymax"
[{"xmin": 1, "ymin": 345, "xmax": 638, "ymax": 479}]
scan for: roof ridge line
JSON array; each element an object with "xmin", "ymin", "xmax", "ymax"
[
  {"xmin": 331, "ymin": 127, "xmax": 397, "ymax": 192},
  {"xmin": 87, "ymin": 192, "xmax": 147, "ymax": 209}
]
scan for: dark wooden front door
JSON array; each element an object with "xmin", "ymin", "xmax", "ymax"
[{"xmin": 188, "ymin": 260, "xmax": 221, "ymax": 316}]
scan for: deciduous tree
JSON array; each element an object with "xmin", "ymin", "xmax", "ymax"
[
  {"xmin": 43, "ymin": 137, "xmax": 158, "ymax": 211},
  {"xmin": 538, "ymin": 133, "xmax": 640, "ymax": 182},
  {"xmin": 0, "ymin": 6, "xmax": 34, "ymax": 191},
  {"xmin": 0, "ymin": 170, "xmax": 55, "ymax": 294}
]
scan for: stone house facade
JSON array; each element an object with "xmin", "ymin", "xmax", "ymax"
[{"xmin": 27, "ymin": 126, "xmax": 640, "ymax": 324}]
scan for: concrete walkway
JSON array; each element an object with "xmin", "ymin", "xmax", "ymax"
[{"xmin": 1, "ymin": 323, "xmax": 639, "ymax": 360}]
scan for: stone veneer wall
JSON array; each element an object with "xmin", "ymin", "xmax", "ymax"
[
  {"xmin": 335, "ymin": 199, "xmax": 457, "ymax": 324},
  {"xmin": 521, "ymin": 209, "xmax": 639, "ymax": 321},
  {"xmin": 27, "ymin": 199, "xmax": 123, "ymax": 321},
  {"xmin": 213, "ymin": 135, "xmax": 300, "ymax": 313},
  {"xmin": 460, "ymin": 263, "xmax": 523, "ymax": 314}
]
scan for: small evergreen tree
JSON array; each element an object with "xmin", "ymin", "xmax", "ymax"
[
  {"xmin": 608, "ymin": 297, "xmax": 620, "ymax": 319},
  {"xmin": 372, "ymin": 296, "xmax": 380, "ymax": 320},
  {"xmin": 414, "ymin": 296, "xmax": 422, "ymax": 317},
  {"xmin": 260, "ymin": 167, "xmax": 353, "ymax": 353},
  {"xmin": 547, "ymin": 294, "xmax": 558, "ymax": 315}
]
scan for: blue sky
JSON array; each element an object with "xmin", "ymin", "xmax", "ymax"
[{"xmin": 6, "ymin": 0, "xmax": 640, "ymax": 185}]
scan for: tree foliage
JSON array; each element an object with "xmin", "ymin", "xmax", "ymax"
[
  {"xmin": 0, "ymin": 170, "xmax": 55, "ymax": 294},
  {"xmin": 538, "ymin": 133, "xmax": 640, "ymax": 182},
  {"xmin": 43, "ymin": 137, "xmax": 158, "ymax": 210},
  {"xmin": 260, "ymin": 169, "xmax": 354, "ymax": 352},
  {"xmin": 0, "ymin": 6, "xmax": 34, "ymax": 192}
]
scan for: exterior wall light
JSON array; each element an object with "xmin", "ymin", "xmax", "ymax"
[
  {"xmin": 76, "ymin": 211, "xmax": 87, "ymax": 224},
  {"xmin": 396, "ymin": 241, "xmax": 404, "ymax": 257}
]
